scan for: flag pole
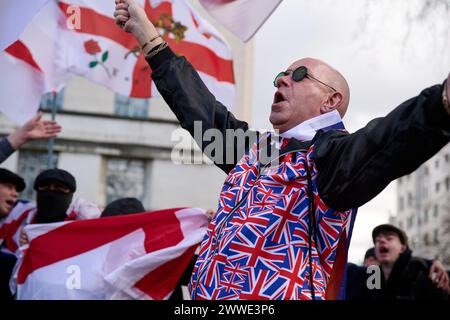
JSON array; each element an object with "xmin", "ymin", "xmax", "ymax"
[{"xmin": 47, "ymin": 91, "xmax": 57, "ymax": 169}]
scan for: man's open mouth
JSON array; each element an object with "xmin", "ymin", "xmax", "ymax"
[
  {"xmin": 379, "ymin": 247, "xmax": 389, "ymax": 254},
  {"xmin": 273, "ymin": 91, "xmax": 286, "ymax": 104},
  {"xmin": 5, "ymin": 199, "xmax": 15, "ymax": 207}
]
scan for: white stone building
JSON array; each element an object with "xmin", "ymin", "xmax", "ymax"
[
  {"xmin": 393, "ymin": 143, "xmax": 450, "ymax": 265},
  {"xmin": 0, "ymin": 0, "xmax": 254, "ymax": 212}
]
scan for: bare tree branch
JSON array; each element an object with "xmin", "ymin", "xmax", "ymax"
[{"xmin": 355, "ymin": 0, "xmax": 450, "ymax": 59}]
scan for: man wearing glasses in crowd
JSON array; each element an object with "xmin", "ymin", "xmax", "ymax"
[{"xmin": 114, "ymin": 0, "xmax": 450, "ymax": 300}]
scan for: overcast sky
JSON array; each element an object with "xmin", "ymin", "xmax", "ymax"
[{"xmin": 250, "ymin": 0, "xmax": 450, "ymax": 263}]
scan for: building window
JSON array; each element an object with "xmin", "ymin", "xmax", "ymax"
[
  {"xmin": 407, "ymin": 192, "xmax": 413, "ymax": 207},
  {"xmin": 18, "ymin": 150, "xmax": 59, "ymax": 200},
  {"xmin": 114, "ymin": 94, "xmax": 149, "ymax": 118},
  {"xmin": 446, "ymin": 176, "xmax": 450, "ymax": 191},
  {"xmin": 434, "ymin": 204, "xmax": 439, "ymax": 218},
  {"xmin": 39, "ymin": 89, "xmax": 65, "ymax": 111},
  {"xmin": 435, "ymin": 160, "xmax": 439, "ymax": 169},
  {"xmin": 105, "ymin": 158, "xmax": 146, "ymax": 205},
  {"xmin": 423, "ymin": 209, "xmax": 428, "ymax": 224},
  {"xmin": 423, "ymin": 233, "xmax": 429, "ymax": 246},
  {"xmin": 407, "ymin": 216, "xmax": 413, "ymax": 228},
  {"xmin": 423, "ymin": 166, "xmax": 429, "ymax": 176},
  {"xmin": 399, "ymin": 196, "xmax": 404, "ymax": 211},
  {"xmin": 436, "ymin": 182, "xmax": 440, "ymax": 193},
  {"xmin": 434, "ymin": 229, "xmax": 439, "ymax": 244},
  {"xmin": 445, "ymin": 154, "xmax": 449, "ymax": 163}
]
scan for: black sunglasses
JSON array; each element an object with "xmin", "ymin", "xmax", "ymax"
[{"xmin": 273, "ymin": 66, "xmax": 337, "ymax": 92}]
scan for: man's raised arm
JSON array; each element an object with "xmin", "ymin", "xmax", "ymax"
[{"xmin": 314, "ymin": 75, "xmax": 450, "ymax": 211}]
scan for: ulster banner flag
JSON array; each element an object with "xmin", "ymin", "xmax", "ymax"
[
  {"xmin": 199, "ymin": 0, "xmax": 283, "ymax": 42},
  {"xmin": 11, "ymin": 207, "xmax": 208, "ymax": 300}
]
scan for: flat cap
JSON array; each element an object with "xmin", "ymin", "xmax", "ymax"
[
  {"xmin": 372, "ymin": 224, "xmax": 408, "ymax": 246},
  {"xmin": 34, "ymin": 169, "xmax": 76, "ymax": 192},
  {"xmin": 0, "ymin": 168, "xmax": 25, "ymax": 192},
  {"xmin": 101, "ymin": 197, "xmax": 145, "ymax": 217}
]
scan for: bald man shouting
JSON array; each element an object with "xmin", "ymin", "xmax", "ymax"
[{"xmin": 114, "ymin": 0, "xmax": 450, "ymax": 300}]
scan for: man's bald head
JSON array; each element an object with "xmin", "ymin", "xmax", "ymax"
[
  {"xmin": 270, "ymin": 57, "xmax": 350, "ymax": 133},
  {"xmin": 307, "ymin": 58, "xmax": 350, "ymax": 117}
]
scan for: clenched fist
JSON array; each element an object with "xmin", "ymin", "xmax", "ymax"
[{"xmin": 113, "ymin": 0, "xmax": 163, "ymax": 52}]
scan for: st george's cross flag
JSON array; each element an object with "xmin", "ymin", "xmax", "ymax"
[
  {"xmin": 57, "ymin": 0, "xmax": 235, "ymax": 106},
  {"xmin": 0, "ymin": 199, "xmax": 101, "ymax": 255},
  {"xmin": 0, "ymin": 0, "xmax": 236, "ymax": 125},
  {"xmin": 11, "ymin": 207, "xmax": 208, "ymax": 300},
  {"xmin": 199, "ymin": 0, "xmax": 283, "ymax": 42}
]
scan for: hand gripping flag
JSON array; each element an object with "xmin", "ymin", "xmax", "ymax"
[
  {"xmin": 57, "ymin": 0, "xmax": 236, "ymax": 108},
  {"xmin": 199, "ymin": 0, "xmax": 283, "ymax": 42},
  {"xmin": 0, "ymin": 201, "xmax": 37, "ymax": 255},
  {"xmin": 12, "ymin": 207, "xmax": 208, "ymax": 300},
  {"xmin": 0, "ymin": 0, "xmax": 236, "ymax": 124},
  {"xmin": 0, "ymin": 199, "xmax": 101, "ymax": 255}
]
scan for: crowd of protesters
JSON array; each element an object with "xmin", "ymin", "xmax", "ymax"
[
  {"xmin": 1, "ymin": 0, "xmax": 450, "ymax": 301},
  {"xmin": 0, "ymin": 114, "xmax": 449, "ymax": 300}
]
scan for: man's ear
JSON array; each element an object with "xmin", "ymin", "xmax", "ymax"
[
  {"xmin": 320, "ymin": 91, "xmax": 343, "ymax": 114},
  {"xmin": 399, "ymin": 244, "xmax": 407, "ymax": 253}
]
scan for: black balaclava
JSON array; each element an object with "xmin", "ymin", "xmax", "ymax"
[{"xmin": 35, "ymin": 190, "xmax": 73, "ymax": 223}]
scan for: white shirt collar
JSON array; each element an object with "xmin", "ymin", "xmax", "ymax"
[{"xmin": 279, "ymin": 110, "xmax": 345, "ymax": 142}]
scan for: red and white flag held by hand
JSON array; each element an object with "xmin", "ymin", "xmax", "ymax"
[
  {"xmin": 0, "ymin": 199, "xmax": 101, "ymax": 255},
  {"xmin": 0, "ymin": 0, "xmax": 236, "ymax": 124},
  {"xmin": 57, "ymin": 0, "xmax": 236, "ymax": 109},
  {"xmin": 199, "ymin": 0, "xmax": 283, "ymax": 42},
  {"xmin": 12, "ymin": 207, "xmax": 208, "ymax": 300}
]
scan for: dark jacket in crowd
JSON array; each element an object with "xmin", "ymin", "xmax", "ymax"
[
  {"xmin": 348, "ymin": 250, "xmax": 449, "ymax": 300},
  {"xmin": 0, "ymin": 251, "xmax": 16, "ymax": 300},
  {"xmin": 0, "ymin": 138, "xmax": 15, "ymax": 164},
  {"xmin": 346, "ymin": 262, "xmax": 369, "ymax": 300}
]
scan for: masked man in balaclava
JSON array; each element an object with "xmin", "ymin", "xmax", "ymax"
[{"xmin": 33, "ymin": 169, "xmax": 77, "ymax": 223}]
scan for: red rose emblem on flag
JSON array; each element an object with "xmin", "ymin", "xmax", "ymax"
[
  {"xmin": 83, "ymin": 39, "xmax": 111, "ymax": 78},
  {"xmin": 84, "ymin": 39, "xmax": 101, "ymax": 54}
]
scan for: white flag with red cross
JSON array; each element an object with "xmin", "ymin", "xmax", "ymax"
[
  {"xmin": 12, "ymin": 207, "xmax": 208, "ymax": 300},
  {"xmin": 58, "ymin": 0, "xmax": 236, "ymax": 107},
  {"xmin": 0, "ymin": 0, "xmax": 236, "ymax": 124}
]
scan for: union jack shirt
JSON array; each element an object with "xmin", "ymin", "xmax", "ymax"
[{"xmin": 189, "ymin": 133, "xmax": 357, "ymax": 300}]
